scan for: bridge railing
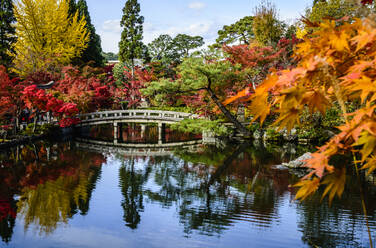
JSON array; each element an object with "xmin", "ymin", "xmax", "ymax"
[{"xmin": 78, "ymin": 109, "xmax": 200, "ymax": 123}]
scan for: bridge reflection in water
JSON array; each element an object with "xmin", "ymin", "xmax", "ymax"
[{"xmin": 77, "ymin": 110, "xmax": 207, "ymax": 146}]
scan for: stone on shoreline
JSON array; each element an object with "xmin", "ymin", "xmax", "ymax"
[{"xmin": 280, "ymin": 152, "xmax": 312, "ymax": 169}]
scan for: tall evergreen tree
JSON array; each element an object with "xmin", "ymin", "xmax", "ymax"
[
  {"xmin": 76, "ymin": 0, "xmax": 104, "ymax": 66},
  {"xmin": 68, "ymin": 0, "xmax": 77, "ymax": 17},
  {"xmin": 0, "ymin": 0, "xmax": 16, "ymax": 67},
  {"xmin": 118, "ymin": 0, "xmax": 144, "ymax": 70}
]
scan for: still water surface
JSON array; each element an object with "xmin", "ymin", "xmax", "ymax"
[{"xmin": 0, "ymin": 124, "xmax": 375, "ymax": 248}]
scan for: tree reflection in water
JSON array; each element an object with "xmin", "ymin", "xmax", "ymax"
[
  {"xmin": 116, "ymin": 142, "xmax": 375, "ymax": 246},
  {"xmin": 117, "ymin": 143, "xmax": 300, "ymax": 236},
  {"xmin": 296, "ymin": 175, "xmax": 376, "ymax": 248},
  {"xmin": 0, "ymin": 141, "xmax": 105, "ymax": 237},
  {"xmin": 0, "ymin": 195, "xmax": 16, "ymax": 243},
  {"xmin": 118, "ymin": 158, "xmax": 151, "ymax": 229},
  {"xmin": 0, "ymin": 140, "xmax": 375, "ymax": 247}
]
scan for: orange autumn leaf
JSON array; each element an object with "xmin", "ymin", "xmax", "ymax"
[
  {"xmin": 302, "ymin": 89, "xmax": 331, "ymax": 114},
  {"xmin": 248, "ymin": 91, "xmax": 271, "ymax": 125},
  {"xmin": 304, "ymin": 152, "xmax": 334, "ymax": 178},
  {"xmin": 329, "ymin": 32, "xmax": 350, "ymax": 52},
  {"xmin": 294, "ymin": 178, "xmax": 321, "ymax": 201},
  {"xmin": 223, "ymin": 87, "xmax": 252, "ymax": 105},
  {"xmin": 321, "ymin": 167, "xmax": 346, "ymax": 204},
  {"xmin": 353, "ymin": 131, "xmax": 376, "ymax": 161},
  {"xmin": 361, "ymin": 155, "xmax": 376, "ymax": 175}
]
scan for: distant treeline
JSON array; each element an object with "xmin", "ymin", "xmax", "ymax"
[{"xmin": 102, "ymin": 52, "xmax": 119, "ymax": 61}]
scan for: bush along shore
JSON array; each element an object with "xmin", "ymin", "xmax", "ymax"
[{"xmin": 0, "ymin": 123, "xmax": 72, "ymax": 149}]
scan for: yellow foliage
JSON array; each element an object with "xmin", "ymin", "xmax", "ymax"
[
  {"xmin": 320, "ymin": 167, "xmax": 346, "ymax": 204},
  {"xmin": 294, "ymin": 178, "xmax": 320, "ymax": 201},
  {"xmin": 296, "ymin": 27, "xmax": 307, "ymax": 39},
  {"xmin": 11, "ymin": 0, "xmax": 89, "ymax": 77}
]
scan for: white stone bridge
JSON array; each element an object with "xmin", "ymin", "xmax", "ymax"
[
  {"xmin": 78, "ymin": 109, "xmax": 199, "ymax": 126},
  {"xmin": 77, "ymin": 110, "xmax": 204, "ymax": 145}
]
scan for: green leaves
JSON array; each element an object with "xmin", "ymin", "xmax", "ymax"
[
  {"xmin": 119, "ymin": 0, "xmax": 144, "ymax": 65},
  {"xmin": 0, "ymin": 0, "xmax": 16, "ymax": 67},
  {"xmin": 147, "ymin": 33, "xmax": 204, "ymax": 64},
  {"xmin": 74, "ymin": 0, "xmax": 104, "ymax": 66},
  {"xmin": 170, "ymin": 119, "xmax": 228, "ymax": 136},
  {"xmin": 214, "ymin": 16, "xmax": 254, "ymax": 47}
]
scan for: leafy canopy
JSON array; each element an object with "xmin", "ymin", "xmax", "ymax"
[
  {"xmin": 12, "ymin": 0, "xmax": 89, "ymax": 77},
  {"xmin": 253, "ymin": 1, "xmax": 285, "ymax": 45},
  {"xmin": 118, "ymin": 0, "xmax": 144, "ymax": 67},
  {"xmin": 0, "ymin": 0, "xmax": 16, "ymax": 67},
  {"xmin": 74, "ymin": 0, "xmax": 104, "ymax": 66},
  {"xmin": 213, "ymin": 16, "xmax": 254, "ymax": 48},
  {"xmin": 147, "ymin": 34, "xmax": 174, "ymax": 62},
  {"xmin": 171, "ymin": 34, "xmax": 204, "ymax": 59},
  {"xmin": 148, "ymin": 33, "xmax": 205, "ymax": 65}
]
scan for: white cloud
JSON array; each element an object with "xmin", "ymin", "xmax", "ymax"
[
  {"xmin": 187, "ymin": 22, "xmax": 212, "ymax": 36},
  {"xmin": 188, "ymin": 1, "xmax": 206, "ymax": 10},
  {"xmin": 101, "ymin": 19, "xmax": 122, "ymax": 33}
]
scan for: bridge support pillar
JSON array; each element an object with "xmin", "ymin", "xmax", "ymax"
[
  {"xmin": 141, "ymin": 124, "xmax": 146, "ymax": 139},
  {"xmin": 114, "ymin": 122, "xmax": 118, "ymax": 145},
  {"xmin": 158, "ymin": 123, "xmax": 166, "ymax": 145}
]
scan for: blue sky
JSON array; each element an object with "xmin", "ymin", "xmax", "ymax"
[{"xmin": 86, "ymin": 0, "xmax": 313, "ymax": 52}]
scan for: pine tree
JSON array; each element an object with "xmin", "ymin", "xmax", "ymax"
[
  {"xmin": 68, "ymin": 0, "xmax": 77, "ymax": 17},
  {"xmin": 0, "ymin": 0, "xmax": 16, "ymax": 67},
  {"xmin": 118, "ymin": 0, "xmax": 144, "ymax": 71},
  {"xmin": 76, "ymin": 0, "xmax": 104, "ymax": 66}
]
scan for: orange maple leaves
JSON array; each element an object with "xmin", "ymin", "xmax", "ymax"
[{"xmin": 225, "ymin": 16, "xmax": 376, "ymax": 202}]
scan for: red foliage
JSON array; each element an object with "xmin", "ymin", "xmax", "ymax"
[
  {"xmin": 224, "ymin": 37, "xmax": 300, "ymax": 73},
  {"xmin": 0, "ymin": 198, "xmax": 16, "ymax": 221},
  {"xmin": 54, "ymin": 66, "xmax": 114, "ymax": 112},
  {"xmin": 0, "ymin": 66, "xmax": 30, "ymax": 123},
  {"xmin": 22, "ymin": 85, "xmax": 79, "ymax": 127},
  {"xmin": 117, "ymin": 66, "xmax": 155, "ymax": 109},
  {"xmin": 361, "ymin": 0, "xmax": 373, "ymax": 5},
  {"xmin": 25, "ymin": 71, "xmax": 60, "ymax": 85}
]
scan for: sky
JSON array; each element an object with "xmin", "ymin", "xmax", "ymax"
[{"xmin": 86, "ymin": 0, "xmax": 313, "ymax": 53}]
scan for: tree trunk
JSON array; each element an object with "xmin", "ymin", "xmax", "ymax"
[
  {"xmin": 32, "ymin": 110, "xmax": 39, "ymax": 133},
  {"xmin": 206, "ymin": 143, "xmax": 248, "ymax": 188},
  {"xmin": 206, "ymin": 85, "xmax": 250, "ymax": 137},
  {"xmin": 131, "ymin": 58, "xmax": 135, "ymax": 78}
]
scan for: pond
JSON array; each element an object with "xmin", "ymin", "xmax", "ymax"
[{"xmin": 0, "ymin": 124, "xmax": 375, "ymax": 248}]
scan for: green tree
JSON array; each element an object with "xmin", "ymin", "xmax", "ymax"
[
  {"xmin": 147, "ymin": 34, "xmax": 174, "ymax": 62},
  {"xmin": 75, "ymin": 0, "xmax": 104, "ymax": 66},
  {"xmin": 148, "ymin": 33, "xmax": 204, "ymax": 64},
  {"xmin": 142, "ymin": 50, "xmax": 250, "ymax": 136},
  {"xmin": 67, "ymin": 0, "xmax": 76, "ymax": 17},
  {"xmin": 102, "ymin": 52, "xmax": 118, "ymax": 61},
  {"xmin": 307, "ymin": 0, "xmax": 357, "ymax": 23},
  {"xmin": 253, "ymin": 1, "xmax": 285, "ymax": 45},
  {"xmin": 213, "ymin": 16, "xmax": 254, "ymax": 48},
  {"xmin": 140, "ymin": 43, "xmax": 151, "ymax": 64},
  {"xmin": 118, "ymin": 0, "xmax": 144, "ymax": 71},
  {"xmin": 0, "ymin": 0, "xmax": 16, "ymax": 67},
  {"xmin": 171, "ymin": 34, "xmax": 204, "ymax": 59}
]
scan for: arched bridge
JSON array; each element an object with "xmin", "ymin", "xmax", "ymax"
[
  {"xmin": 78, "ymin": 110, "xmax": 199, "ymax": 126},
  {"xmin": 77, "ymin": 110, "xmax": 207, "ymax": 145}
]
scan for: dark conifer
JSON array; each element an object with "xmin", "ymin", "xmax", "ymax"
[
  {"xmin": 118, "ymin": 0, "xmax": 144, "ymax": 70},
  {"xmin": 0, "ymin": 0, "xmax": 16, "ymax": 67}
]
